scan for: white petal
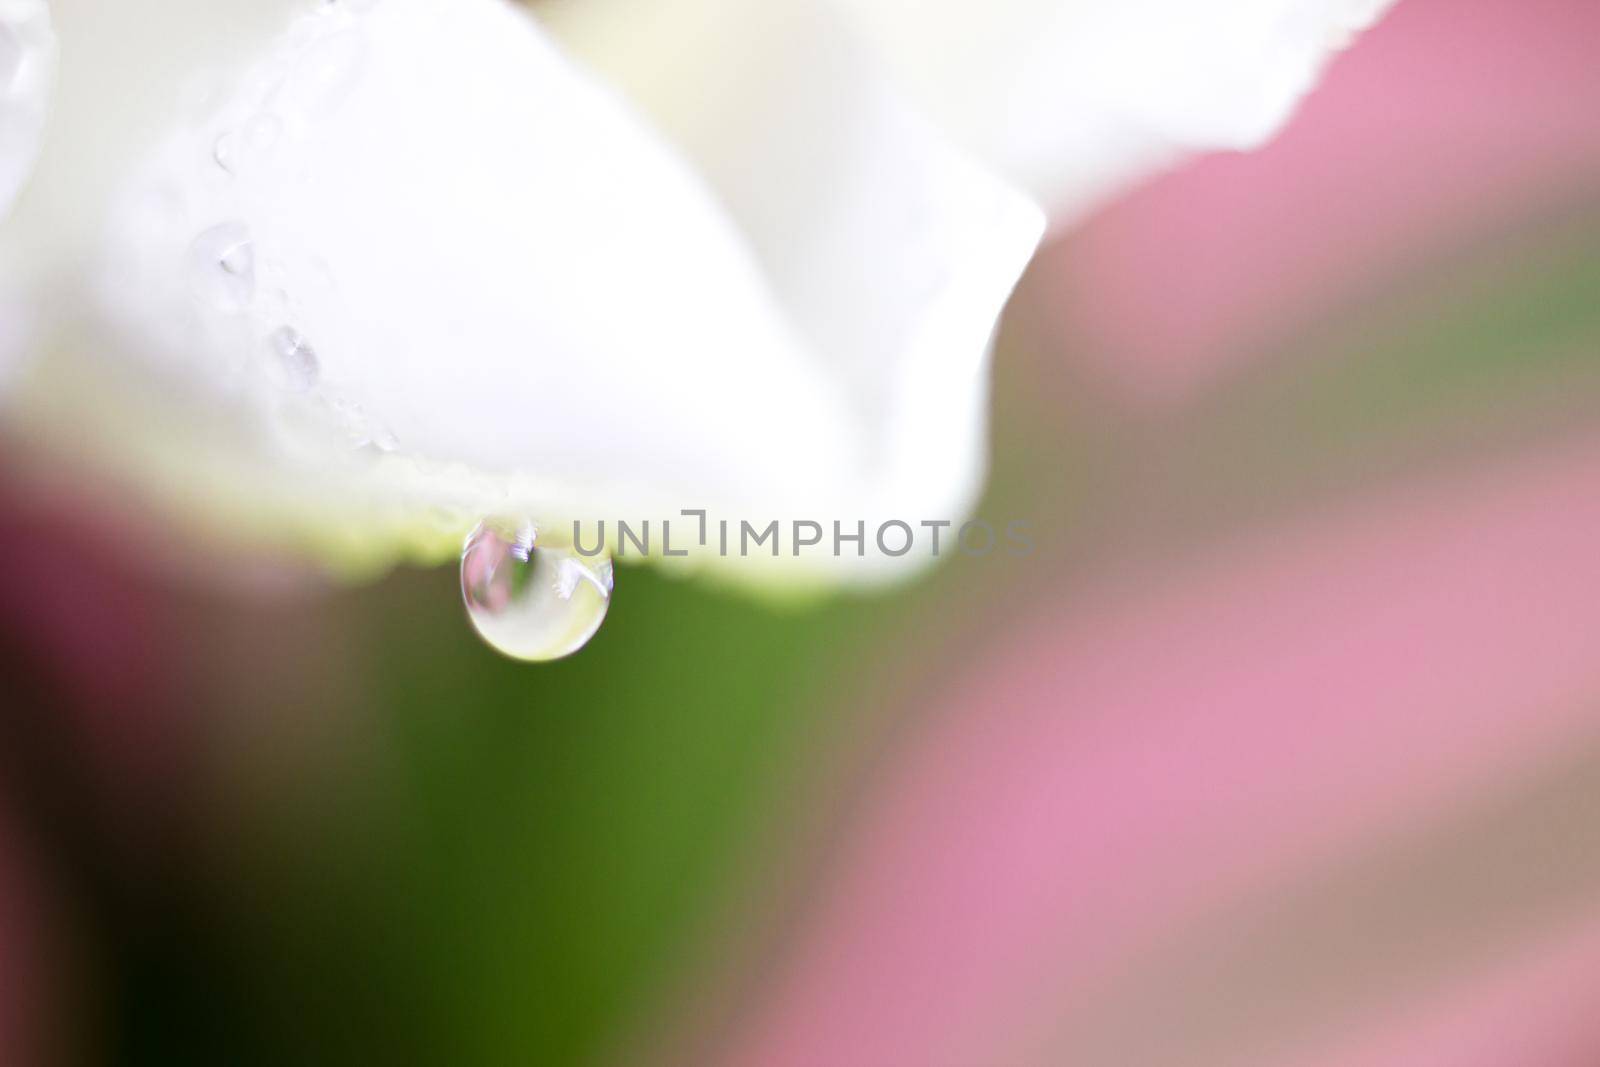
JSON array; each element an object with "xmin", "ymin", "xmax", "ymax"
[
  {"xmin": 19, "ymin": 0, "xmax": 1041, "ymax": 587},
  {"xmin": 547, "ymin": 0, "xmax": 1045, "ymax": 562},
  {"xmin": 6, "ymin": 0, "xmax": 299, "ymax": 279},
  {"xmin": 3, "ymin": 0, "xmax": 294, "ymax": 399},
  {"xmin": 0, "ymin": 0, "xmax": 54, "ymax": 221},
  {"xmin": 825, "ymin": 0, "xmax": 1396, "ymax": 217}
]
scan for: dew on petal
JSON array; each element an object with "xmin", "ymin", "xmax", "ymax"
[
  {"xmin": 363, "ymin": 417, "xmax": 399, "ymax": 454},
  {"xmin": 266, "ymin": 326, "xmax": 319, "ymax": 392},
  {"xmin": 461, "ymin": 520, "xmax": 613, "ymax": 662},
  {"xmin": 187, "ymin": 223, "xmax": 257, "ymax": 313},
  {"xmin": 330, "ymin": 397, "xmax": 397, "ymax": 452},
  {"xmin": 212, "ymin": 132, "xmax": 238, "ymax": 175},
  {"xmin": 217, "ymin": 113, "xmax": 286, "ymax": 176}
]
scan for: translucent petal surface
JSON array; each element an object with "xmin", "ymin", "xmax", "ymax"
[
  {"xmin": 832, "ymin": 0, "xmax": 1396, "ymax": 217},
  {"xmin": 0, "ymin": 0, "xmax": 54, "ymax": 221},
  {"xmin": 14, "ymin": 0, "xmax": 1042, "ymax": 588},
  {"xmin": 546, "ymin": 0, "xmax": 1045, "ymax": 555},
  {"xmin": 549, "ymin": 0, "xmax": 1395, "ymax": 221}
]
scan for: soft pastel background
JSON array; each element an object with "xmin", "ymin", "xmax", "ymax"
[{"xmin": 5, "ymin": 0, "xmax": 1600, "ymax": 1062}]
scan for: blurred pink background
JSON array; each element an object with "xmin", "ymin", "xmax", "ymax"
[
  {"xmin": 717, "ymin": 0, "xmax": 1600, "ymax": 1063},
  {"xmin": 1032, "ymin": 0, "xmax": 1600, "ymax": 407}
]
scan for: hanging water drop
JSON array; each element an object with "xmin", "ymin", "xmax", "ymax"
[
  {"xmin": 461, "ymin": 519, "xmax": 613, "ymax": 662},
  {"xmin": 186, "ymin": 223, "xmax": 256, "ymax": 313}
]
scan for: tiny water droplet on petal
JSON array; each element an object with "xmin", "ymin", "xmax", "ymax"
[
  {"xmin": 212, "ymin": 132, "xmax": 238, "ymax": 174},
  {"xmin": 213, "ymin": 114, "xmax": 283, "ymax": 176},
  {"xmin": 328, "ymin": 397, "xmax": 397, "ymax": 452},
  {"xmin": 461, "ymin": 520, "xmax": 612, "ymax": 662},
  {"xmin": 266, "ymin": 325, "xmax": 319, "ymax": 392},
  {"xmin": 366, "ymin": 419, "xmax": 398, "ymax": 453},
  {"xmin": 187, "ymin": 222, "xmax": 256, "ymax": 313}
]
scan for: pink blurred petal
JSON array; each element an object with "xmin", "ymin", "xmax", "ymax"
[
  {"xmin": 1291, "ymin": 916, "xmax": 1600, "ymax": 1067},
  {"xmin": 723, "ymin": 430, "xmax": 1600, "ymax": 1067},
  {"xmin": 1028, "ymin": 0, "xmax": 1600, "ymax": 407},
  {"xmin": 0, "ymin": 467, "xmax": 195, "ymax": 860}
]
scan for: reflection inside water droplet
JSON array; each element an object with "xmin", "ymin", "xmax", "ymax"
[
  {"xmin": 461, "ymin": 519, "xmax": 613, "ymax": 662},
  {"xmin": 187, "ymin": 222, "xmax": 256, "ymax": 313}
]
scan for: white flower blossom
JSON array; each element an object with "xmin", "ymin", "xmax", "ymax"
[{"xmin": 0, "ymin": 0, "xmax": 1392, "ymax": 589}]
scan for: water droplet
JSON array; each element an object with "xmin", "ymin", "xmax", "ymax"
[
  {"xmin": 187, "ymin": 223, "xmax": 256, "ymax": 313},
  {"xmin": 284, "ymin": 30, "xmax": 366, "ymax": 119},
  {"xmin": 369, "ymin": 423, "xmax": 399, "ymax": 452},
  {"xmin": 329, "ymin": 397, "xmax": 397, "ymax": 452},
  {"xmin": 266, "ymin": 326, "xmax": 319, "ymax": 392},
  {"xmin": 461, "ymin": 520, "xmax": 613, "ymax": 662},
  {"xmin": 212, "ymin": 115, "xmax": 281, "ymax": 176},
  {"xmin": 211, "ymin": 132, "xmax": 238, "ymax": 174}
]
